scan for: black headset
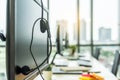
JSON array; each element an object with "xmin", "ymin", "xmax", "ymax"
[
  {"xmin": 15, "ymin": 65, "xmax": 32, "ymax": 75},
  {"xmin": 0, "ymin": 33, "xmax": 6, "ymax": 41},
  {"xmin": 40, "ymin": 0, "xmax": 47, "ymax": 33},
  {"xmin": 33, "ymin": 0, "xmax": 49, "ymax": 34},
  {"xmin": 15, "ymin": 0, "xmax": 52, "ymax": 75},
  {"xmin": 38, "ymin": 0, "xmax": 51, "ymax": 38}
]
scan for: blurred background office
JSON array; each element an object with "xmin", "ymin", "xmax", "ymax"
[{"xmin": 0, "ymin": 0, "xmax": 120, "ymax": 79}]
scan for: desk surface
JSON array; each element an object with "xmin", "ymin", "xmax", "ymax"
[{"xmin": 34, "ymin": 55, "xmax": 118, "ymax": 80}]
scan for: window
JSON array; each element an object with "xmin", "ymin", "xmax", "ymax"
[
  {"xmin": 79, "ymin": 0, "xmax": 91, "ymax": 44},
  {"xmin": 0, "ymin": 0, "xmax": 6, "ymax": 34},
  {"xmin": 48, "ymin": 0, "xmax": 120, "ymax": 77},
  {"xmin": 49, "ymin": 0, "xmax": 77, "ymax": 45},
  {"xmin": 93, "ymin": 0, "xmax": 119, "ymax": 44},
  {"xmin": 0, "ymin": 0, "xmax": 7, "ymax": 79}
]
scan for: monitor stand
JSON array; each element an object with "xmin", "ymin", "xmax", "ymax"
[
  {"xmin": 51, "ymin": 52, "xmax": 64, "ymax": 64},
  {"xmin": 50, "ymin": 52, "xmax": 67, "ymax": 67},
  {"xmin": 51, "ymin": 52, "xmax": 57, "ymax": 65}
]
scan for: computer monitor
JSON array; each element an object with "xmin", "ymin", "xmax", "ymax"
[
  {"xmin": 50, "ymin": 25, "xmax": 64, "ymax": 65},
  {"xmin": 64, "ymin": 32, "xmax": 69, "ymax": 49},
  {"xmin": 56, "ymin": 25, "xmax": 64, "ymax": 55},
  {"xmin": 6, "ymin": 0, "xmax": 49, "ymax": 80}
]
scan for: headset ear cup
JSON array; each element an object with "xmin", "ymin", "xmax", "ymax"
[
  {"xmin": 40, "ymin": 19, "xmax": 47, "ymax": 33},
  {"xmin": 15, "ymin": 66, "xmax": 22, "ymax": 74},
  {"xmin": 21, "ymin": 66, "xmax": 31, "ymax": 75}
]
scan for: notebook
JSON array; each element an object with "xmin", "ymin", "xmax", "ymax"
[
  {"xmin": 52, "ymin": 67, "xmax": 83, "ymax": 74},
  {"xmin": 60, "ymin": 66, "xmax": 91, "ymax": 72}
]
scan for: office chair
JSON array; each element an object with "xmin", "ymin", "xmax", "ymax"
[
  {"xmin": 93, "ymin": 48, "xmax": 101, "ymax": 60},
  {"xmin": 111, "ymin": 50, "xmax": 120, "ymax": 76}
]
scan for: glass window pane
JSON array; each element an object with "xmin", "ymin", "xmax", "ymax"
[
  {"xmin": 93, "ymin": 0, "xmax": 119, "ymax": 44},
  {"xmin": 0, "ymin": 47, "xmax": 6, "ymax": 72},
  {"xmin": 0, "ymin": 0, "xmax": 6, "ymax": 59},
  {"xmin": 79, "ymin": 0, "xmax": 91, "ymax": 44},
  {"xmin": 79, "ymin": 46, "xmax": 91, "ymax": 55},
  {"xmin": 94, "ymin": 46, "xmax": 119, "ymax": 70},
  {"xmin": 0, "ymin": 0, "xmax": 7, "ymax": 79},
  {"xmin": 35, "ymin": 0, "xmax": 48, "ymax": 9},
  {"xmin": 49, "ymin": 0, "xmax": 77, "ymax": 45},
  {"xmin": 117, "ymin": 64, "xmax": 120, "ymax": 79},
  {"xmin": 43, "ymin": 0, "xmax": 48, "ymax": 9},
  {"xmin": 0, "ymin": 0, "xmax": 6, "ymax": 34}
]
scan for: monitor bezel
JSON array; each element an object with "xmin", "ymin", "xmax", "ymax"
[{"xmin": 56, "ymin": 25, "xmax": 63, "ymax": 55}]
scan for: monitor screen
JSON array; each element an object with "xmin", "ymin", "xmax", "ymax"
[
  {"xmin": 7, "ymin": 0, "xmax": 49, "ymax": 80},
  {"xmin": 56, "ymin": 25, "xmax": 63, "ymax": 55},
  {"xmin": 64, "ymin": 32, "xmax": 69, "ymax": 49}
]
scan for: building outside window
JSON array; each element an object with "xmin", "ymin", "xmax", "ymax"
[{"xmin": 49, "ymin": 0, "xmax": 77, "ymax": 45}]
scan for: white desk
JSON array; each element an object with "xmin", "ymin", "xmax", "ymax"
[{"xmin": 35, "ymin": 55, "xmax": 118, "ymax": 80}]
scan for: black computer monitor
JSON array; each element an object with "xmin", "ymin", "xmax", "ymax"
[
  {"xmin": 50, "ymin": 25, "xmax": 65, "ymax": 65},
  {"xmin": 64, "ymin": 32, "xmax": 69, "ymax": 49},
  {"xmin": 6, "ymin": 0, "xmax": 49, "ymax": 80},
  {"xmin": 56, "ymin": 25, "xmax": 64, "ymax": 55}
]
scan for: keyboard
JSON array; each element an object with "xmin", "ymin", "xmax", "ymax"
[
  {"xmin": 54, "ymin": 60, "xmax": 68, "ymax": 67},
  {"xmin": 77, "ymin": 60, "xmax": 92, "ymax": 67}
]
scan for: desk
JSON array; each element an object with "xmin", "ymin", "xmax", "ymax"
[{"xmin": 34, "ymin": 55, "xmax": 118, "ymax": 80}]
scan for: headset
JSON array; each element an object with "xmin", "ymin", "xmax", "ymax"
[
  {"xmin": 34, "ymin": 0, "xmax": 51, "ymax": 38},
  {"xmin": 15, "ymin": 66, "xmax": 32, "ymax": 75},
  {"xmin": 0, "ymin": 33, "xmax": 6, "ymax": 41},
  {"xmin": 39, "ymin": 0, "xmax": 47, "ymax": 33},
  {"xmin": 15, "ymin": 0, "xmax": 52, "ymax": 77}
]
